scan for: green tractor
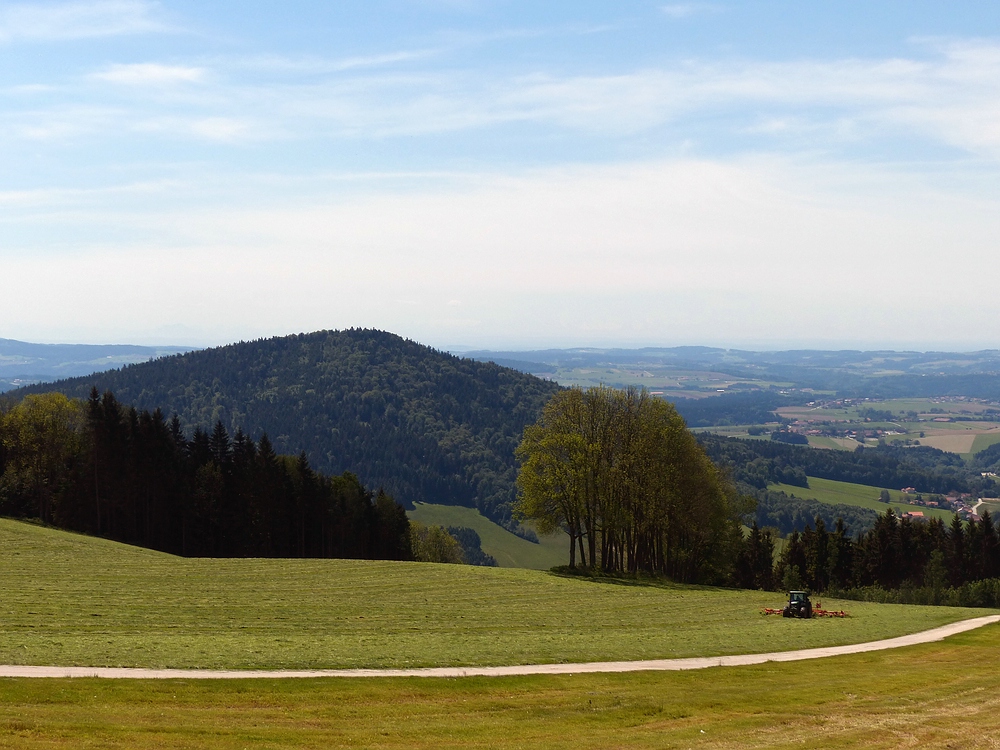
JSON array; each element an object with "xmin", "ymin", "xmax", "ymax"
[{"xmin": 782, "ymin": 590, "xmax": 813, "ymax": 619}]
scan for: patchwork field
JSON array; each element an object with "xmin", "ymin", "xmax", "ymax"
[
  {"xmin": 0, "ymin": 518, "xmax": 987, "ymax": 671},
  {"xmin": 806, "ymin": 435, "xmax": 861, "ymax": 450},
  {"xmin": 769, "ymin": 477, "xmax": 955, "ymax": 521},
  {"xmin": 774, "ymin": 397, "xmax": 1000, "ymax": 458},
  {"xmin": 545, "ymin": 365, "xmax": 788, "ymax": 396},
  {"xmin": 407, "ymin": 502, "xmax": 567, "ymax": 569}
]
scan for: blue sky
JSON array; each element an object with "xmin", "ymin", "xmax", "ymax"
[{"xmin": 3, "ymin": 1, "xmax": 1000, "ymax": 349}]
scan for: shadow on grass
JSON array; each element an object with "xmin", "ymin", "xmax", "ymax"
[{"xmin": 546, "ymin": 566, "xmax": 727, "ymax": 592}]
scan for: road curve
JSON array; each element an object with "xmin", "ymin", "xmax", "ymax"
[{"xmin": 1, "ymin": 615, "xmax": 997, "ymax": 680}]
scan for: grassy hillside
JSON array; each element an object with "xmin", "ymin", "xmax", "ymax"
[
  {"xmin": 770, "ymin": 476, "xmax": 955, "ymax": 521},
  {"xmin": 408, "ymin": 502, "xmax": 567, "ymax": 569},
  {"xmin": 0, "ymin": 518, "xmax": 989, "ymax": 671},
  {"xmin": 12, "ymin": 329, "xmax": 562, "ymax": 524},
  {"xmin": 1, "ymin": 626, "xmax": 998, "ymax": 748}
]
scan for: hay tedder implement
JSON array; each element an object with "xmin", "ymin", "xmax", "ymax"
[{"xmin": 761, "ymin": 591, "xmax": 849, "ymax": 619}]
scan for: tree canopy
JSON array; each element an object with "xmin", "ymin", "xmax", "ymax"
[{"xmin": 515, "ymin": 385, "xmax": 745, "ymax": 583}]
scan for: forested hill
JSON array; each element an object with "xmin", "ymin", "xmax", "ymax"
[{"xmin": 16, "ymin": 330, "xmax": 562, "ymax": 524}]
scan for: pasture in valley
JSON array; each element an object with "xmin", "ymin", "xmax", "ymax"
[
  {"xmin": 769, "ymin": 477, "xmax": 955, "ymax": 522},
  {"xmin": 407, "ymin": 502, "xmax": 566, "ymax": 569}
]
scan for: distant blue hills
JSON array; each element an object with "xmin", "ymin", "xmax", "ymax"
[{"xmin": 0, "ymin": 338, "xmax": 193, "ymax": 392}]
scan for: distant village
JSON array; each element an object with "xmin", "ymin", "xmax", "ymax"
[
  {"xmin": 895, "ymin": 489, "xmax": 983, "ymax": 522},
  {"xmin": 774, "ymin": 396, "xmax": 1000, "ymax": 522}
]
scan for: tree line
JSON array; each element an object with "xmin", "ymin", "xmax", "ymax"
[
  {"xmin": 735, "ymin": 509, "xmax": 1000, "ymax": 606},
  {"xmin": 0, "ymin": 389, "xmax": 411, "ymax": 560}
]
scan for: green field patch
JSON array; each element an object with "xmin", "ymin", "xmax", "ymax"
[
  {"xmin": 806, "ymin": 436, "xmax": 858, "ymax": 451},
  {"xmin": 769, "ymin": 477, "xmax": 955, "ymax": 521},
  {"xmin": 407, "ymin": 502, "xmax": 567, "ymax": 569},
  {"xmin": 1, "ymin": 625, "xmax": 999, "ymax": 748},
  {"xmin": 0, "ymin": 518, "xmax": 983, "ymax": 671},
  {"xmin": 811, "ymin": 397, "xmax": 993, "ymax": 417},
  {"xmin": 971, "ymin": 432, "xmax": 1000, "ymax": 456},
  {"xmin": 546, "ymin": 365, "xmax": 785, "ymax": 393}
]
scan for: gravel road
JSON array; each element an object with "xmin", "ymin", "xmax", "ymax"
[{"xmin": 2, "ymin": 615, "xmax": 996, "ymax": 679}]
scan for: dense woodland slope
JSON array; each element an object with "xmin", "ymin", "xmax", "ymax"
[{"xmin": 16, "ymin": 330, "xmax": 561, "ymax": 525}]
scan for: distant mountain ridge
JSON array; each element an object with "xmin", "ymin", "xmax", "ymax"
[
  {"xmin": 0, "ymin": 338, "xmax": 192, "ymax": 392},
  {"xmin": 465, "ymin": 346, "xmax": 1000, "ymax": 375},
  {"xmin": 466, "ymin": 346, "xmax": 1000, "ymax": 398},
  {"xmin": 13, "ymin": 329, "xmax": 561, "ymax": 524}
]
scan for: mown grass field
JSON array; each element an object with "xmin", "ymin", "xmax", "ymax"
[
  {"xmin": 407, "ymin": 502, "xmax": 567, "ymax": 569},
  {"xmin": 1, "ymin": 625, "xmax": 999, "ymax": 748},
  {"xmin": 0, "ymin": 518, "xmax": 989, "ymax": 671},
  {"xmin": 806, "ymin": 435, "xmax": 860, "ymax": 451},
  {"xmin": 770, "ymin": 476, "xmax": 955, "ymax": 521},
  {"xmin": 971, "ymin": 431, "xmax": 1000, "ymax": 455}
]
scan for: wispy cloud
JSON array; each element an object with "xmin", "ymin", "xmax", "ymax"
[
  {"xmin": 5, "ymin": 37, "xmax": 1000, "ymax": 162},
  {"xmin": 661, "ymin": 4, "xmax": 721, "ymax": 19},
  {"xmin": 0, "ymin": 0, "xmax": 168, "ymax": 42},
  {"xmin": 228, "ymin": 49, "xmax": 439, "ymax": 76},
  {"xmin": 91, "ymin": 63, "xmax": 204, "ymax": 85}
]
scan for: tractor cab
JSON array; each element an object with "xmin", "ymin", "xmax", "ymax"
[{"xmin": 782, "ymin": 590, "xmax": 812, "ymax": 619}]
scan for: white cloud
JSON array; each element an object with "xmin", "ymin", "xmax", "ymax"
[
  {"xmin": 228, "ymin": 50, "xmax": 438, "ymax": 76},
  {"xmin": 92, "ymin": 63, "xmax": 204, "ymax": 85},
  {"xmin": 661, "ymin": 4, "xmax": 720, "ymax": 19},
  {"xmin": 0, "ymin": 1, "xmax": 167, "ymax": 42},
  {"xmin": 187, "ymin": 116, "xmax": 247, "ymax": 141}
]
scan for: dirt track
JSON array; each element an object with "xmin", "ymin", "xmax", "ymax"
[{"xmin": 1, "ymin": 615, "xmax": 996, "ymax": 680}]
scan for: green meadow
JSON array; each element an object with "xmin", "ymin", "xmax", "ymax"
[
  {"xmin": 770, "ymin": 476, "xmax": 955, "ymax": 521},
  {"xmin": 0, "ymin": 518, "xmax": 987, "ymax": 670},
  {"xmin": 971, "ymin": 431, "xmax": 1000, "ymax": 455},
  {"xmin": 0, "ymin": 625, "xmax": 998, "ymax": 748},
  {"xmin": 407, "ymin": 502, "xmax": 567, "ymax": 569}
]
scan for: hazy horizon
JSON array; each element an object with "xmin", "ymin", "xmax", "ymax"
[
  {"xmin": 8, "ymin": 331, "xmax": 1000, "ymax": 356},
  {"xmin": 4, "ymin": 2, "xmax": 1000, "ymax": 350}
]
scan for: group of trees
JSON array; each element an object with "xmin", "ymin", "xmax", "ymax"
[
  {"xmin": 407, "ymin": 523, "xmax": 497, "ymax": 566},
  {"xmin": 515, "ymin": 385, "xmax": 745, "ymax": 583},
  {"xmin": 735, "ymin": 510, "xmax": 1000, "ymax": 600},
  {"xmin": 0, "ymin": 389, "xmax": 412, "ymax": 560}
]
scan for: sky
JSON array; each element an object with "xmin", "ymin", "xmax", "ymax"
[{"xmin": 3, "ymin": 1, "xmax": 1000, "ymax": 351}]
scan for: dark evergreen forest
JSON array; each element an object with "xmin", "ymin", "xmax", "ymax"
[
  {"xmin": 737, "ymin": 510, "xmax": 1000, "ymax": 608},
  {"xmin": 15, "ymin": 330, "xmax": 562, "ymax": 526},
  {"xmin": 0, "ymin": 390, "xmax": 412, "ymax": 560}
]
